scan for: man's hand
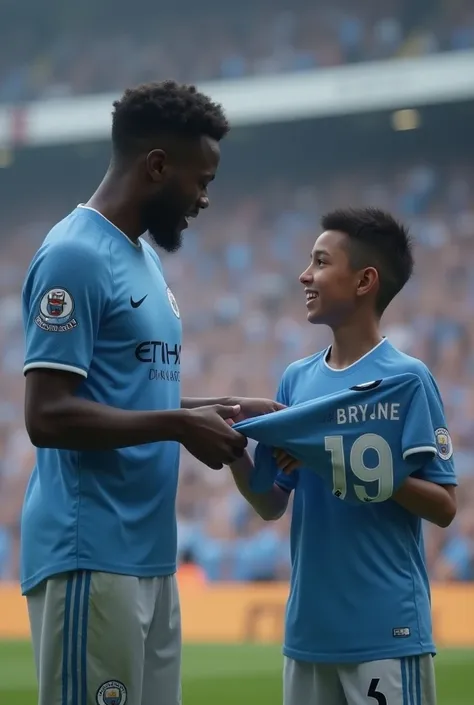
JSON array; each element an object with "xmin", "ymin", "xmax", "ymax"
[
  {"xmin": 273, "ymin": 449, "xmax": 301, "ymax": 474},
  {"xmin": 230, "ymin": 397, "xmax": 286, "ymax": 422},
  {"xmin": 180, "ymin": 404, "xmax": 248, "ymax": 470}
]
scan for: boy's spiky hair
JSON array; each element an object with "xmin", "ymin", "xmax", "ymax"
[{"xmin": 321, "ymin": 207, "xmax": 414, "ymax": 314}]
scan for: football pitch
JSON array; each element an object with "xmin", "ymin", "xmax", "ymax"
[{"xmin": 1, "ymin": 641, "xmax": 473, "ymax": 704}]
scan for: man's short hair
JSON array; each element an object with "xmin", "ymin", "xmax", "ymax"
[{"xmin": 111, "ymin": 80, "xmax": 230, "ymax": 156}]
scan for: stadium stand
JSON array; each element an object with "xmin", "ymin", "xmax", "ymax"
[
  {"xmin": 1, "ymin": 157, "xmax": 474, "ymax": 582},
  {"xmin": 0, "ymin": 0, "xmax": 474, "ymax": 102}
]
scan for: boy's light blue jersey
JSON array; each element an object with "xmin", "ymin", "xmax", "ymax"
[
  {"xmin": 235, "ymin": 373, "xmax": 438, "ymax": 503},
  {"xmin": 235, "ymin": 339, "xmax": 456, "ymax": 663},
  {"xmin": 21, "ymin": 206, "xmax": 182, "ymax": 594}
]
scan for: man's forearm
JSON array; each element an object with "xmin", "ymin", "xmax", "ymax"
[
  {"xmin": 230, "ymin": 452, "xmax": 289, "ymax": 521},
  {"xmin": 181, "ymin": 397, "xmax": 232, "ymax": 409},
  {"xmin": 392, "ymin": 477, "xmax": 456, "ymax": 528},
  {"xmin": 29, "ymin": 396, "xmax": 189, "ymax": 451}
]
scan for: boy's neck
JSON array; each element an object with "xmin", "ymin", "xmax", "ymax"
[{"xmin": 327, "ymin": 318, "xmax": 383, "ymax": 370}]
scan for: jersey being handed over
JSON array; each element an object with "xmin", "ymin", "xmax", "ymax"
[
  {"xmin": 21, "ymin": 206, "xmax": 182, "ymax": 594},
  {"xmin": 236, "ymin": 339, "xmax": 456, "ymax": 663},
  {"xmin": 235, "ymin": 373, "xmax": 437, "ymax": 504}
]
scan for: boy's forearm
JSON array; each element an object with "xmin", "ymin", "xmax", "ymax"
[
  {"xmin": 392, "ymin": 476, "xmax": 456, "ymax": 528},
  {"xmin": 230, "ymin": 452, "xmax": 289, "ymax": 521}
]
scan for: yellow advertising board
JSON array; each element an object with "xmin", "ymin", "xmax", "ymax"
[{"xmin": 1, "ymin": 581, "xmax": 474, "ymax": 646}]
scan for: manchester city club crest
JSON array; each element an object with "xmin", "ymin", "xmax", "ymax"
[
  {"xmin": 167, "ymin": 287, "xmax": 180, "ymax": 318},
  {"xmin": 47, "ymin": 289, "xmax": 67, "ymax": 316},
  {"xmin": 36, "ymin": 287, "xmax": 77, "ymax": 332},
  {"xmin": 96, "ymin": 680, "xmax": 127, "ymax": 705},
  {"xmin": 435, "ymin": 427, "xmax": 453, "ymax": 461}
]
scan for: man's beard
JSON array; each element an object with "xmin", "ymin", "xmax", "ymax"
[
  {"xmin": 143, "ymin": 187, "xmax": 185, "ymax": 253},
  {"xmin": 147, "ymin": 226, "xmax": 183, "ymax": 253}
]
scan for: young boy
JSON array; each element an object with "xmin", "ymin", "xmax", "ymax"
[{"xmin": 230, "ymin": 208, "xmax": 457, "ymax": 705}]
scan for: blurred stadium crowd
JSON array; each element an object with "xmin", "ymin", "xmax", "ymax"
[
  {"xmin": 1, "ymin": 157, "xmax": 474, "ymax": 583},
  {"xmin": 1, "ymin": 0, "xmax": 474, "ymax": 102},
  {"xmin": 0, "ymin": 0, "xmax": 473, "ymax": 588}
]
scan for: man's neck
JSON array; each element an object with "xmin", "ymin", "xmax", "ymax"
[
  {"xmin": 327, "ymin": 318, "xmax": 383, "ymax": 370},
  {"xmin": 87, "ymin": 169, "xmax": 143, "ymax": 243}
]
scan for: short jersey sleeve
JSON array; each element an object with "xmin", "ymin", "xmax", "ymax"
[
  {"xmin": 412, "ymin": 370, "xmax": 457, "ymax": 486},
  {"xmin": 401, "ymin": 382, "xmax": 437, "ymax": 464},
  {"xmin": 22, "ymin": 241, "xmax": 112, "ymax": 378},
  {"xmin": 249, "ymin": 369, "xmax": 299, "ymax": 495}
]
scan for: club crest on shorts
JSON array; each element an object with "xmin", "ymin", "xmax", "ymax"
[
  {"xmin": 96, "ymin": 680, "xmax": 127, "ymax": 705},
  {"xmin": 435, "ymin": 427, "xmax": 453, "ymax": 461},
  {"xmin": 167, "ymin": 287, "xmax": 180, "ymax": 318},
  {"xmin": 35, "ymin": 287, "xmax": 77, "ymax": 332}
]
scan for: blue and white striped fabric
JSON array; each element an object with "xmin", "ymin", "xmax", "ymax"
[
  {"xmin": 400, "ymin": 656, "xmax": 423, "ymax": 705},
  {"xmin": 62, "ymin": 571, "xmax": 92, "ymax": 705}
]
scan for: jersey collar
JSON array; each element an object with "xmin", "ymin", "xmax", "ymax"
[
  {"xmin": 77, "ymin": 204, "xmax": 142, "ymax": 250},
  {"xmin": 322, "ymin": 337, "xmax": 388, "ymax": 375}
]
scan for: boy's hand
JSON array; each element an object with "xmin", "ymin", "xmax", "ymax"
[
  {"xmin": 230, "ymin": 397, "xmax": 286, "ymax": 421},
  {"xmin": 273, "ymin": 449, "xmax": 301, "ymax": 474}
]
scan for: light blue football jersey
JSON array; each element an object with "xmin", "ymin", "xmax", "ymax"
[
  {"xmin": 235, "ymin": 373, "xmax": 438, "ymax": 503},
  {"xmin": 235, "ymin": 339, "xmax": 457, "ymax": 663},
  {"xmin": 21, "ymin": 206, "xmax": 182, "ymax": 594}
]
